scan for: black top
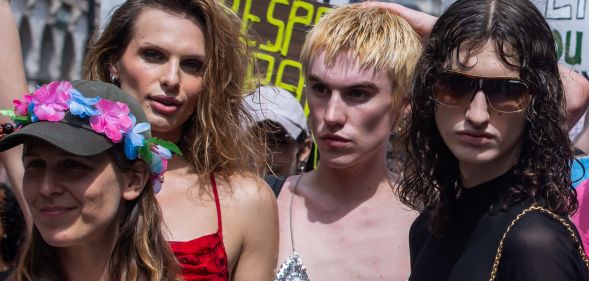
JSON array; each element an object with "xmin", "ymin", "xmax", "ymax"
[
  {"xmin": 409, "ymin": 172, "xmax": 589, "ymax": 281},
  {"xmin": 264, "ymin": 175, "xmax": 286, "ymax": 197}
]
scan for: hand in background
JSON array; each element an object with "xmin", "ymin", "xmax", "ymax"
[{"xmin": 362, "ymin": 1, "xmax": 437, "ymax": 40}]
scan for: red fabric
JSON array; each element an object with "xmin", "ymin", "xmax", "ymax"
[{"xmin": 169, "ymin": 174, "xmax": 229, "ymax": 281}]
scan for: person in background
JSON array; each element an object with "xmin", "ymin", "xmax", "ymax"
[
  {"xmin": 2, "ymin": 80, "xmax": 179, "ymax": 281},
  {"xmin": 275, "ymin": 4, "xmax": 422, "ymax": 280},
  {"xmin": 244, "ymin": 85, "xmax": 312, "ymax": 195}
]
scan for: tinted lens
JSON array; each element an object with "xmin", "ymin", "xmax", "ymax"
[
  {"xmin": 482, "ymin": 79, "xmax": 530, "ymax": 112},
  {"xmin": 433, "ymin": 72, "xmax": 477, "ymax": 107}
]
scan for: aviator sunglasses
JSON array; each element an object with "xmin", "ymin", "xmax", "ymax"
[{"xmin": 432, "ymin": 71, "xmax": 531, "ymax": 113}]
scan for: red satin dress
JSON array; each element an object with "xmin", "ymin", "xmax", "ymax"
[{"xmin": 169, "ymin": 174, "xmax": 229, "ymax": 281}]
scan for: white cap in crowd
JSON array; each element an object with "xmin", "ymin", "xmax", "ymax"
[{"xmin": 244, "ymin": 85, "xmax": 308, "ymax": 140}]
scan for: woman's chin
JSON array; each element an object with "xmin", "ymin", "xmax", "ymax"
[{"xmin": 39, "ymin": 231, "xmax": 78, "ymax": 248}]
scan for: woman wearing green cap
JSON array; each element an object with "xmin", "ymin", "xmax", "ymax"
[{"xmin": 1, "ymin": 80, "xmax": 180, "ymax": 281}]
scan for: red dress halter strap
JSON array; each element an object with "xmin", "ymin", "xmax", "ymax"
[{"xmin": 169, "ymin": 173, "xmax": 229, "ymax": 281}]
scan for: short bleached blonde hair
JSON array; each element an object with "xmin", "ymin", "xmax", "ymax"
[{"xmin": 301, "ymin": 4, "xmax": 422, "ymax": 109}]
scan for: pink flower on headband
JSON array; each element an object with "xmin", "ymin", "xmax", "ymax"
[
  {"xmin": 89, "ymin": 99, "xmax": 133, "ymax": 143},
  {"xmin": 31, "ymin": 81, "xmax": 72, "ymax": 122},
  {"xmin": 13, "ymin": 94, "xmax": 33, "ymax": 116}
]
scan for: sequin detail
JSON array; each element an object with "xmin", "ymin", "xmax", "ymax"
[{"xmin": 275, "ymin": 252, "xmax": 309, "ymax": 281}]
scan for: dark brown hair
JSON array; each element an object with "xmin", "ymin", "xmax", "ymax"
[{"xmin": 400, "ymin": 0, "xmax": 576, "ymax": 233}]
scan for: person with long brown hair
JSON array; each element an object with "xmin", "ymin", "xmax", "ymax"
[
  {"xmin": 0, "ymin": 0, "xmax": 278, "ymax": 280},
  {"xmin": 0, "ymin": 80, "xmax": 179, "ymax": 281}
]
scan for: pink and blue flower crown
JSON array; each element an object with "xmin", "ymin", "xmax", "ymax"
[{"xmin": 0, "ymin": 81, "xmax": 181, "ymax": 193}]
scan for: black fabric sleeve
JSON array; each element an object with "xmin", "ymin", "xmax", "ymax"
[
  {"xmin": 497, "ymin": 212, "xmax": 589, "ymax": 281},
  {"xmin": 409, "ymin": 212, "xmax": 431, "ymax": 267}
]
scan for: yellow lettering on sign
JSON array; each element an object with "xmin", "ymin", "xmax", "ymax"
[
  {"xmin": 259, "ymin": 0, "xmax": 289, "ymax": 53},
  {"xmin": 275, "ymin": 59, "xmax": 304, "ymax": 101},
  {"xmin": 240, "ymin": 0, "xmax": 260, "ymax": 47},
  {"xmin": 281, "ymin": 0, "xmax": 314, "ymax": 57},
  {"xmin": 253, "ymin": 52, "xmax": 276, "ymax": 85},
  {"xmin": 314, "ymin": 6, "xmax": 332, "ymax": 24},
  {"xmin": 230, "ymin": 0, "xmax": 240, "ymax": 13}
]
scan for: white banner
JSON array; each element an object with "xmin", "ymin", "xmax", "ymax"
[{"xmin": 541, "ymin": 0, "xmax": 589, "ymax": 80}]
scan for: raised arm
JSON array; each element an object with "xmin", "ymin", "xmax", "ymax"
[
  {"xmin": 365, "ymin": 1, "xmax": 589, "ymax": 130},
  {"xmin": 560, "ymin": 65, "xmax": 589, "ymax": 129},
  {"xmin": 0, "ymin": 1, "xmax": 27, "ymax": 112},
  {"xmin": 362, "ymin": 1, "xmax": 436, "ymax": 41},
  {"xmin": 0, "ymin": 0, "xmax": 29, "ymax": 220}
]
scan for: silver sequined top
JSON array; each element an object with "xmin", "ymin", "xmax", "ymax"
[
  {"xmin": 275, "ymin": 176, "xmax": 311, "ymax": 281},
  {"xmin": 275, "ymin": 252, "xmax": 310, "ymax": 281}
]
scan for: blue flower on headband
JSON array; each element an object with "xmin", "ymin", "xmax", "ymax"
[
  {"xmin": 148, "ymin": 145, "xmax": 172, "ymax": 176},
  {"xmin": 124, "ymin": 115, "xmax": 150, "ymax": 160},
  {"xmin": 68, "ymin": 89, "xmax": 100, "ymax": 118},
  {"xmin": 27, "ymin": 102, "xmax": 38, "ymax": 123}
]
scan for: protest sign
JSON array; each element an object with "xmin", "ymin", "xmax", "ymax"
[
  {"xmin": 225, "ymin": 0, "xmax": 332, "ymax": 106},
  {"xmin": 542, "ymin": 0, "xmax": 589, "ymax": 79}
]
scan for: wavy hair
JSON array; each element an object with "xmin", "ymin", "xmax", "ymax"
[
  {"xmin": 84, "ymin": 0, "xmax": 265, "ymax": 177},
  {"xmin": 399, "ymin": 0, "xmax": 576, "ymax": 233},
  {"xmin": 12, "ymin": 147, "xmax": 179, "ymax": 281}
]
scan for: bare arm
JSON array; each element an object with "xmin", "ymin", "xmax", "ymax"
[
  {"xmin": 230, "ymin": 177, "xmax": 279, "ymax": 281},
  {"xmin": 0, "ymin": 1, "xmax": 29, "ymax": 221},
  {"xmin": 365, "ymin": 1, "xmax": 589, "ymax": 130},
  {"xmin": 559, "ymin": 65, "xmax": 589, "ymax": 129}
]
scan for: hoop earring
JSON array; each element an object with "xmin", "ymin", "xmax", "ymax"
[{"xmin": 110, "ymin": 74, "xmax": 120, "ymax": 85}]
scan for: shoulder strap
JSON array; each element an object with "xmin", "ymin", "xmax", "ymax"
[
  {"xmin": 210, "ymin": 173, "xmax": 223, "ymax": 235},
  {"xmin": 489, "ymin": 205, "xmax": 589, "ymax": 281},
  {"xmin": 289, "ymin": 175, "xmax": 304, "ymax": 252}
]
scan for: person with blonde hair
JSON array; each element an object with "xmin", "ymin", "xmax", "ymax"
[
  {"xmin": 275, "ymin": 4, "xmax": 421, "ymax": 281},
  {"xmin": 0, "ymin": 0, "xmax": 278, "ymax": 280}
]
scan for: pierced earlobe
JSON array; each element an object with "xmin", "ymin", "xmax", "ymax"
[
  {"xmin": 297, "ymin": 161, "xmax": 306, "ymax": 174},
  {"xmin": 110, "ymin": 74, "xmax": 120, "ymax": 86}
]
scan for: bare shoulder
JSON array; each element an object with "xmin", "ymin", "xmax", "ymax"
[
  {"xmin": 218, "ymin": 172, "xmax": 277, "ymax": 214},
  {"xmin": 276, "ymin": 175, "xmax": 302, "ymax": 208}
]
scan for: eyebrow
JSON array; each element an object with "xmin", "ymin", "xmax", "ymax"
[{"xmin": 307, "ymin": 74, "xmax": 380, "ymax": 91}]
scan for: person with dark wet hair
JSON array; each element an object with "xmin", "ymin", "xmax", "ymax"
[{"xmin": 388, "ymin": 0, "xmax": 589, "ymax": 280}]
